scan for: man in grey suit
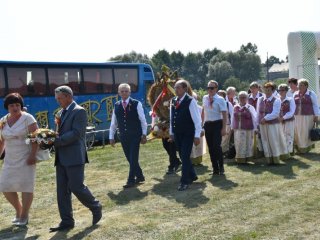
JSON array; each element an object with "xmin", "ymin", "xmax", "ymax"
[{"xmin": 49, "ymin": 86, "xmax": 102, "ymax": 232}]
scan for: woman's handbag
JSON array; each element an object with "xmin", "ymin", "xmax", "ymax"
[{"xmin": 310, "ymin": 123, "xmax": 320, "ymax": 141}]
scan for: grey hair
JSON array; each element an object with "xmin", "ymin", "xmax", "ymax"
[
  {"xmin": 55, "ymin": 85, "xmax": 73, "ymax": 96},
  {"xmin": 226, "ymin": 86, "xmax": 236, "ymax": 93},
  {"xmin": 238, "ymin": 91, "xmax": 248, "ymax": 98},
  {"xmin": 118, "ymin": 83, "xmax": 131, "ymax": 91}
]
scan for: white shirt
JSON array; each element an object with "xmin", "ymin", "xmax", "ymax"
[
  {"xmin": 287, "ymin": 89, "xmax": 298, "ymax": 98},
  {"xmin": 293, "ymin": 90, "xmax": 319, "ymax": 116},
  {"xmin": 169, "ymin": 93, "xmax": 202, "ymax": 138},
  {"xmin": 230, "ymin": 103, "xmax": 257, "ymax": 130},
  {"xmin": 109, "ymin": 97, "xmax": 147, "ymax": 139},
  {"xmin": 256, "ymin": 95, "xmax": 281, "ymax": 122},
  {"xmin": 202, "ymin": 94, "xmax": 227, "ymax": 122},
  {"xmin": 281, "ymin": 96, "xmax": 296, "ymax": 120}
]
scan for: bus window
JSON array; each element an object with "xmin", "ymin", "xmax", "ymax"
[
  {"xmin": 7, "ymin": 68, "xmax": 46, "ymax": 96},
  {"xmin": 0, "ymin": 68, "xmax": 5, "ymax": 96},
  {"xmin": 48, "ymin": 68, "xmax": 81, "ymax": 94},
  {"xmin": 83, "ymin": 69, "xmax": 113, "ymax": 94},
  {"xmin": 114, "ymin": 68, "xmax": 138, "ymax": 92}
]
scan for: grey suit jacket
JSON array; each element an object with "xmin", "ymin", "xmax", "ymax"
[{"xmin": 54, "ymin": 101, "xmax": 88, "ymax": 166}]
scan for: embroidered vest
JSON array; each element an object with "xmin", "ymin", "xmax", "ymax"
[
  {"xmin": 280, "ymin": 99, "xmax": 294, "ymax": 121},
  {"xmin": 258, "ymin": 97, "xmax": 279, "ymax": 124},
  {"xmin": 233, "ymin": 105, "xmax": 254, "ymax": 130},
  {"xmin": 294, "ymin": 93, "xmax": 314, "ymax": 115}
]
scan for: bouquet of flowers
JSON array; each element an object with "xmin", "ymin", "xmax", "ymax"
[{"xmin": 25, "ymin": 128, "xmax": 57, "ymax": 149}]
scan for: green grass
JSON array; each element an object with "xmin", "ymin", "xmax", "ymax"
[{"xmin": 1, "ymin": 140, "xmax": 320, "ymax": 239}]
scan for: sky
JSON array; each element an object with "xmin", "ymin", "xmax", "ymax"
[{"xmin": 0, "ymin": 0, "xmax": 319, "ymax": 63}]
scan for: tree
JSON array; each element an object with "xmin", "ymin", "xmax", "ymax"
[
  {"xmin": 151, "ymin": 50, "xmax": 171, "ymax": 74},
  {"xmin": 207, "ymin": 61, "xmax": 233, "ymax": 86},
  {"xmin": 223, "ymin": 77, "xmax": 249, "ymax": 92},
  {"xmin": 240, "ymin": 43, "xmax": 258, "ymax": 54},
  {"xmin": 109, "ymin": 51, "xmax": 151, "ymax": 64},
  {"xmin": 170, "ymin": 51, "xmax": 185, "ymax": 73}
]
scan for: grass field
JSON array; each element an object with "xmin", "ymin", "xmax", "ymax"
[{"xmin": 1, "ymin": 139, "xmax": 320, "ymax": 240}]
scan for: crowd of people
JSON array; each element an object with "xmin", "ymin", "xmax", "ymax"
[{"xmin": 0, "ymin": 77, "xmax": 318, "ymax": 229}]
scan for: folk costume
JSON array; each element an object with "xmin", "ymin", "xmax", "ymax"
[
  {"xmin": 293, "ymin": 90, "xmax": 319, "ymax": 153},
  {"xmin": 170, "ymin": 93, "xmax": 202, "ymax": 186},
  {"xmin": 231, "ymin": 103, "xmax": 257, "ymax": 163},
  {"xmin": 280, "ymin": 96, "xmax": 296, "ymax": 154},
  {"xmin": 257, "ymin": 96, "xmax": 289, "ymax": 164}
]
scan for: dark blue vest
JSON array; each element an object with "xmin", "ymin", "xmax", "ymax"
[
  {"xmin": 171, "ymin": 94, "xmax": 195, "ymax": 135},
  {"xmin": 114, "ymin": 98, "xmax": 142, "ymax": 136}
]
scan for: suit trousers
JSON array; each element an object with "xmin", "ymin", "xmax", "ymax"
[
  {"xmin": 120, "ymin": 134, "xmax": 144, "ymax": 183},
  {"xmin": 162, "ymin": 138, "xmax": 180, "ymax": 169},
  {"xmin": 174, "ymin": 132, "xmax": 197, "ymax": 185},
  {"xmin": 204, "ymin": 120, "xmax": 224, "ymax": 173},
  {"xmin": 56, "ymin": 164, "xmax": 100, "ymax": 226}
]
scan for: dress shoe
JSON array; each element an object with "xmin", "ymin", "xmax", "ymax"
[
  {"xmin": 14, "ymin": 218, "xmax": 28, "ymax": 226},
  {"xmin": 92, "ymin": 204, "xmax": 102, "ymax": 226},
  {"xmin": 191, "ymin": 176, "xmax": 198, "ymax": 182},
  {"xmin": 123, "ymin": 182, "xmax": 136, "ymax": 188},
  {"xmin": 177, "ymin": 184, "xmax": 189, "ymax": 191},
  {"xmin": 135, "ymin": 177, "xmax": 145, "ymax": 184},
  {"xmin": 49, "ymin": 224, "xmax": 74, "ymax": 232}
]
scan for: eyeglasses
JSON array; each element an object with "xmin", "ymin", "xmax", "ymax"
[
  {"xmin": 207, "ymin": 87, "xmax": 217, "ymax": 90},
  {"xmin": 278, "ymin": 89, "xmax": 286, "ymax": 92}
]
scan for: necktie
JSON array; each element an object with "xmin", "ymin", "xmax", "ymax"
[
  {"xmin": 61, "ymin": 109, "xmax": 67, "ymax": 120},
  {"xmin": 122, "ymin": 101, "xmax": 127, "ymax": 115},
  {"xmin": 175, "ymin": 98, "xmax": 181, "ymax": 108}
]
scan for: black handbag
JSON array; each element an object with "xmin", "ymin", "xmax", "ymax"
[{"xmin": 310, "ymin": 123, "xmax": 320, "ymax": 141}]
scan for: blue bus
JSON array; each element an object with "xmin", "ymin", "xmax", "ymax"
[{"xmin": 0, "ymin": 61, "xmax": 155, "ymax": 139}]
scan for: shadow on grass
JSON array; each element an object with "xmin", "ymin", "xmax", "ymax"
[
  {"xmin": 107, "ymin": 188, "xmax": 148, "ymax": 205},
  {"xmin": 193, "ymin": 164, "xmax": 211, "ymax": 175},
  {"xmin": 49, "ymin": 225, "xmax": 98, "ymax": 240},
  {"xmin": 233, "ymin": 156, "xmax": 310, "ymax": 179},
  {"xmin": 296, "ymin": 151, "xmax": 320, "ymax": 162},
  {"xmin": 0, "ymin": 226, "xmax": 38, "ymax": 240},
  {"xmin": 209, "ymin": 174, "xmax": 239, "ymax": 190},
  {"xmin": 151, "ymin": 173, "xmax": 210, "ymax": 208}
]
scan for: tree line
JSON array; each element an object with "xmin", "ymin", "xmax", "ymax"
[{"xmin": 109, "ymin": 43, "xmax": 285, "ymax": 91}]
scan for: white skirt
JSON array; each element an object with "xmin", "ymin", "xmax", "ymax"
[
  {"xmin": 294, "ymin": 115, "xmax": 314, "ymax": 153},
  {"xmin": 260, "ymin": 123, "xmax": 288, "ymax": 163},
  {"xmin": 234, "ymin": 129, "xmax": 254, "ymax": 162},
  {"xmin": 282, "ymin": 120, "xmax": 295, "ymax": 154}
]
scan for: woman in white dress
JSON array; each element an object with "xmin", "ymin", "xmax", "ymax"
[
  {"xmin": 0, "ymin": 93, "xmax": 38, "ymax": 226},
  {"xmin": 256, "ymin": 82, "xmax": 289, "ymax": 164},
  {"xmin": 293, "ymin": 78, "xmax": 319, "ymax": 153},
  {"xmin": 231, "ymin": 91, "xmax": 257, "ymax": 163},
  {"xmin": 278, "ymin": 84, "xmax": 296, "ymax": 155}
]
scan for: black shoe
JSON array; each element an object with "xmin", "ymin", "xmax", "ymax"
[
  {"xmin": 49, "ymin": 224, "xmax": 74, "ymax": 232},
  {"xmin": 135, "ymin": 177, "xmax": 145, "ymax": 184},
  {"xmin": 177, "ymin": 184, "xmax": 189, "ymax": 191},
  {"xmin": 211, "ymin": 171, "xmax": 220, "ymax": 175},
  {"xmin": 123, "ymin": 182, "xmax": 136, "ymax": 188},
  {"xmin": 191, "ymin": 176, "xmax": 198, "ymax": 182},
  {"xmin": 219, "ymin": 171, "xmax": 225, "ymax": 176},
  {"xmin": 92, "ymin": 204, "xmax": 102, "ymax": 226}
]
